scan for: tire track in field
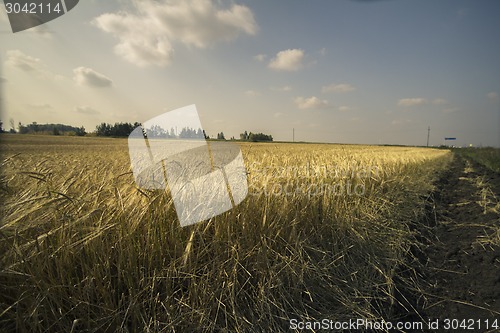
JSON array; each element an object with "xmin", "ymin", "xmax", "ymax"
[{"xmin": 419, "ymin": 154, "xmax": 500, "ymax": 330}]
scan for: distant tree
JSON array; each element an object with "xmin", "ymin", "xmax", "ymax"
[
  {"xmin": 95, "ymin": 123, "xmax": 111, "ymax": 136},
  {"xmin": 18, "ymin": 122, "xmax": 29, "ymax": 134},
  {"xmin": 95, "ymin": 122, "xmax": 144, "ymax": 137},
  {"xmin": 0, "ymin": 120, "xmax": 4, "ymax": 133},
  {"xmin": 179, "ymin": 127, "xmax": 204, "ymax": 139},
  {"xmin": 250, "ymin": 132, "xmax": 273, "ymax": 142},
  {"xmin": 75, "ymin": 126, "xmax": 86, "ymax": 136},
  {"xmin": 146, "ymin": 124, "xmax": 166, "ymax": 138},
  {"xmin": 16, "ymin": 122, "xmax": 86, "ymax": 135},
  {"xmin": 239, "ymin": 130, "xmax": 273, "ymax": 142},
  {"xmin": 217, "ymin": 132, "xmax": 226, "ymax": 140},
  {"xmin": 240, "ymin": 130, "xmax": 249, "ymax": 140},
  {"xmin": 9, "ymin": 118, "xmax": 15, "ymax": 133}
]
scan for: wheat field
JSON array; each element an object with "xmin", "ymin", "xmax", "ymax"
[{"xmin": 0, "ymin": 135, "xmax": 452, "ymax": 332}]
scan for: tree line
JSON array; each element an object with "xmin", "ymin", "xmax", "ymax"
[
  {"xmin": 3, "ymin": 121, "xmax": 87, "ymax": 136},
  {"xmin": 1, "ymin": 120, "xmax": 273, "ymax": 142},
  {"xmin": 95, "ymin": 122, "xmax": 141, "ymax": 137},
  {"xmin": 144, "ymin": 125, "xmax": 207, "ymax": 139},
  {"xmin": 239, "ymin": 131, "xmax": 273, "ymax": 142}
]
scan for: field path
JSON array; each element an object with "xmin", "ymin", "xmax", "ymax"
[{"xmin": 418, "ymin": 154, "xmax": 500, "ymax": 328}]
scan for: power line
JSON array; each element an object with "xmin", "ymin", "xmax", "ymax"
[{"xmin": 427, "ymin": 126, "xmax": 430, "ymax": 147}]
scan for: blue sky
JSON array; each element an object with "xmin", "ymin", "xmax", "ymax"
[{"xmin": 1, "ymin": 0, "xmax": 499, "ymax": 146}]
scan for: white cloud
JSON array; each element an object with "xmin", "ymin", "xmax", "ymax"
[
  {"xmin": 254, "ymin": 54, "xmax": 266, "ymax": 62},
  {"xmin": 338, "ymin": 106, "xmax": 351, "ymax": 112},
  {"xmin": 319, "ymin": 48, "xmax": 327, "ymax": 56},
  {"xmin": 268, "ymin": 49, "xmax": 305, "ymax": 71},
  {"xmin": 93, "ymin": 0, "xmax": 257, "ymax": 67},
  {"xmin": 27, "ymin": 103, "xmax": 52, "ymax": 110},
  {"xmin": 487, "ymin": 92, "xmax": 498, "ymax": 101},
  {"xmin": 397, "ymin": 98, "xmax": 427, "ymax": 107},
  {"xmin": 294, "ymin": 96, "xmax": 330, "ymax": 110},
  {"xmin": 73, "ymin": 67, "xmax": 113, "ymax": 87},
  {"xmin": 5, "ymin": 50, "xmax": 62, "ymax": 79},
  {"xmin": 6, "ymin": 50, "xmax": 44, "ymax": 72},
  {"xmin": 75, "ymin": 106, "xmax": 100, "ymax": 115},
  {"xmin": 244, "ymin": 90, "xmax": 260, "ymax": 97},
  {"xmin": 274, "ymin": 112, "xmax": 284, "ymax": 118},
  {"xmin": 29, "ymin": 24, "xmax": 54, "ymax": 39},
  {"xmin": 432, "ymin": 98, "xmax": 448, "ymax": 105},
  {"xmin": 271, "ymin": 85, "xmax": 292, "ymax": 92},
  {"xmin": 322, "ymin": 83, "xmax": 356, "ymax": 93}
]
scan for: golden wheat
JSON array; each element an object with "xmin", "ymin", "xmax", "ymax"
[{"xmin": 0, "ymin": 135, "xmax": 451, "ymax": 332}]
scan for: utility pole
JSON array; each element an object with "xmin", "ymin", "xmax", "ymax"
[
  {"xmin": 293, "ymin": 128, "xmax": 295, "ymax": 142},
  {"xmin": 427, "ymin": 126, "xmax": 430, "ymax": 147}
]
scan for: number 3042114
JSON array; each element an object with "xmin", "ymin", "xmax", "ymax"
[{"xmin": 5, "ymin": 2, "xmax": 62, "ymax": 14}]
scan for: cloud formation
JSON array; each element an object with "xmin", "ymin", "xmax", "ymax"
[
  {"xmin": 268, "ymin": 49, "xmax": 305, "ymax": 71},
  {"xmin": 271, "ymin": 85, "xmax": 292, "ymax": 92},
  {"xmin": 432, "ymin": 98, "xmax": 448, "ymax": 105},
  {"xmin": 5, "ymin": 50, "xmax": 44, "ymax": 72},
  {"xmin": 30, "ymin": 24, "xmax": 54, "ymax": 39},
  {"xmin": 73, "ymin": 67, "xmax": 113, "ymax": 87},
  {"xmin": 244, "ymin": 90, "xmax": 261, "ymax": 97},
  {"xmin": 322, "ymin": 83, "xmax": 356, "ymax": 93},
  {"xmin": 397, "ymin": 98, "xmax": 427, "ymax": 107},
  {"xmin": 75, "ymin": 106, "xmax": 100, "ymax": 115},
  {"xmin": 487, "ymin": 92, "xmax": 498, "ymax": 101},
  {"xmin": 294, "ymin": 96, "xmax": 330, "ymax": 109},
  {"xmin": 254, "ymin": 54, "xmax": 266, "ymax": 62},
  {"xmin": 27, "ymin": 103, "xmax": 52, "ymax": 110},
  {"xmin": 5, "ymin": 50, "xmax": 62, "ymax": 80},
  {"xmin": 93, "ymin": 0, "xmax": 257, "ymax": 67}
]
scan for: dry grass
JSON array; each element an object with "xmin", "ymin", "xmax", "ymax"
[{"xmin": 0, "ymin": 135, "xmax": 452, "ymax": 332}]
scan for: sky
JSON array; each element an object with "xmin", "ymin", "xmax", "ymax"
[{"xmin": 1, "ymin": 0, "xmax": 499, "ymax": 147}]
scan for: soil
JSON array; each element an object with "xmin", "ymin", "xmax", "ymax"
[{"xmin": 392, "ymin": 154, "xmax": 500, "ymax": 332}]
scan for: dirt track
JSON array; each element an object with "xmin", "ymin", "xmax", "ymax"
[{"xmin": 405, "ymin": 153, "xmax": 500, "ymax": 332}]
